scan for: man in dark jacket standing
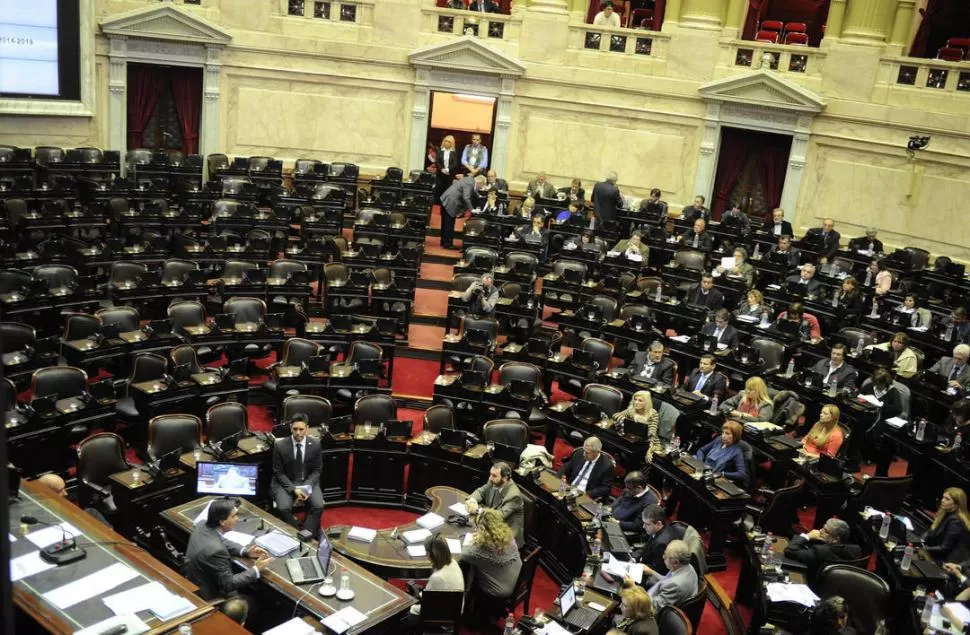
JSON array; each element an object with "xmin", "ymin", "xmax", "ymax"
[
  {"xmin": 440, "ymin": 174, "xmax": 485, "ymax": 250},
  {"xmin": 591, "ymin": 170, "xmax": 623, "ymax": 229}
]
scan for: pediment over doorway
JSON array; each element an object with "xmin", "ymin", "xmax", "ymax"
[
  {"xmin": 409, "ymin": 37, "xmax": 526, "ymax": 78},
  {"xmin": 101, "ymin": 4, "xmax": 232, "ymax": 45},
  {"xmin": 699, "ymin": 70, "xmax": 825, "ymax": 113}
]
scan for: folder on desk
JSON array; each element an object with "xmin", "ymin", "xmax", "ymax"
[
  {"xmin": 402, "ymin": 528, "xmax": 432, "ymax": 544},
  {"xmin": 348, "ymin": 526, "xmax": 377, "ymax": 543},
  {"xmin": 416, "ymin": 513, "xmax": 445, "ymax": 530},
  {"xmin": 254, "ymin": 531, "xmax": 300, "ymax": 557}
]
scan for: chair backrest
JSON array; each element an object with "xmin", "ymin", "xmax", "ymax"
[
  {"xmin": 857, "ymin": 475, "xmax": 913, "ymax": 514},
  {"xmin": 785, "ymin": 32, "xmax": 808, "ymax": 45},
  {"xmin": 353, "ymin": 393, "xmax": 396, "ymax": 426},
  {"xmin": 170, "ymin": 344, "xmax": 203, "ymax": 374},
  {"xmin": 582, "ymin": 337, "xmax": 614, "ymax": 371},
  {"xmin": 817, "ymin": 564, "xmax": 891, "ymax": 634},
  {"xmin": 750, "ymin": 337, "xmax": 785, "ymax": 372},
  {"xmin": 324, "ymin": 262, "xmax": 349, "ymax": 285},
  {"xmin": 904, "ymin": 246, "xmax": 930, "ymax": 270},
  {"xmin": 619, "ymin": 303, "xmax": 651, "ymax": 321},
  {"xmin": 32, "ymin": 366, "xmax": 87, "ymax": 399},
  {"xmin": 280, "ymin": 338, "xmax": 321, "ymax": 366},
  {"xmin": 205, "ymin": 402, "xmax": 249, "ymax": 442},
  {"xmin": 509, "ymin": 546, "xmax": 542, "ymax": 611},
  {"xmin": 147, "ymin": 414, "xmax": 202, "ymax": 460},
  {"xmin": 482, "ymin": 419, "xmax": 529, "ymax": 450},
  {"xmin": 32, "ymin": 264, "xmax": 77, "ymax": 290},
  {"xmin": 836, "ymin": 326, "xmax": 874, "ymax": 349},
  {"xmin": 582, "ymin": 383, "xmax": 624, "ymax": 416},
  {"xmin": 347, "ymin": 341, "xmax": 384, "ymax": 365},
  {"xmin": 222, "ymin": 260, "xmax": 259, "ymax": 279},
  {"xmin": 461, "ymin": 317, "xmax": 499, "ymax": 343},
  {"xmin": 464, "ymin": 354, "xmax": 495, "ymax": 377},
  {"xmin": 0, "ymin": 269, "xmax": 32, "ymax": 294},
  {"xmin": 452, "ymin": 272, "xmax": 481, "ymax": 292},
  {"xmin": 63, "ymin": 313, "xmax": 101, "ymax": 341},
  {"xmin": 168, "ymin": 300, "xmax": 207, "ymax": 331},
  {"xmin": 418, "ymin": 590, "xmax": 464, "ymax": 629},
  {"xmin": 77, "ymin": 432, "xmax": 130, "ymax": 487},
  {"xmin": 675, "ymin": 250, "xmax": 706, "ymax": 271},
  {"xmin": 657, "ymin": 606, "xmax": 692, "ymax": 635},
  {"xmin": 96, "ymin": 306, "xmax": 140, "ymax": 333},
  {"xmin": 109, "ymin": 261, "xmax": 148, "ymax": 285},
  {"xmin": 588, "ymin": 294, "xmax": 619, "ymax": 322},
  {"xmin": 126, "ymin": 353, "xmax": 168, "ymax": 390},
  {"xmin": 760, "ymin": 19, "xmax": 783, "ymax": 31},
  {"xmin": 937, "ymin": 46, "xmax": 965, "ymax": 61},
  {"xmin": 497, "ymin": 361, "xmax": 542, "ymax": 387},
  {"xmin": 269, "ymin": 259, "xmax": 308, "ymax": 280},
  {"xmin": 224, "ymin": 296, "xmax": 266, "ymax": 323},
  {"xmin": 759, "ymin": 480, "xmax": 804, "ymax": 536},
  {"xmin": 281, "ymin": 395, "xmax": 333, "ymax": 428},
  {"xmin": 680, "ymin": 577, "xmax": 708, "ymax": 631},
  {"xmin": 160, "ymin": 259, "xmax": 198, "ymax": 285},
  {"xmin": 1, "ymin": 322, "xmax": 35, "ymax": 353},
  {"xmin": 423, "ymin": 404, "xmax": 456, "ymax": 433},
  {"xmin": 463, "ymin": 218, "xmax": 487, "ymax": 237}
]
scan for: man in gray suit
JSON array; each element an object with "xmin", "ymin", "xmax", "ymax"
[
  {"xmin": 271, "ymin": 415, "xmax": 324, "ymax": 532},
  {"xmin": 440, "ymin": 174, "xmax": 485, "ymax": 250},
  {"xmin": 931, "ymin": 344, "xmax": 970, "ymax": 391},
  {"xmin": 465, "ymin": 461, "xmax": 524, "ymax": 546},
  {"xmin": 184, "ymin": 498, "xmax": 273, "ymax": 600},
  {"xmin": 526, "ymin": 172, "xmax": 556, "ymax": 199},
  {"xmin": 626, "ymin": 539, "xmax": 699, "ymax": 610}
]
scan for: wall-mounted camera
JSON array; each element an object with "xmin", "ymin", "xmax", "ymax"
[{"xmin": 907, "ymin": 135, "xmax": 930, "ymax": 154}]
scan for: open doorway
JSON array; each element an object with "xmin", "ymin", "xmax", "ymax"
[
  {"xmin": 425, "ymin": 91, "xmax": 497, "ymax": 173},
  {"xmin": 711, "ymin": 127, "xmax": 792, "ymax": 222},
  {"xmin": 126, "ymin": 63, "xmax": 203, "ymax": 158}
]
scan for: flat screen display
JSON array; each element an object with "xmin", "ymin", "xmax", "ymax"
[
  {"xmin": 0, "ymin": 0, "xmax": 80, "ymax": 100},
  {"xmin": 196, "ymin": 462, "xmax": 258, "ymax": 497}
]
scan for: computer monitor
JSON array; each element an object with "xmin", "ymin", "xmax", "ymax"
[
  {"xmin": 580, "ymin": 304, "xmax": 604, "ymax": 323},
  {"xmin": 317, "ymin": 531, "xmax": 333, "ymax": 576},
  {"xmin": 570, "ymin": 349, "xmax": 597, "ymax": 369},
  {"xmin": 215, "ymin": 313, "xmax": 235, "ymax": 331},
  {"xmin": 196, "ymin": 462, "xmax": 258, "ymax": 497},
  {"xmin": 558, "ymin": 583, "xmax": 577, "ymax": 616},
  {"xmin": 572, "ymin": 399, "xmax": 602, "ymax": 421},
  {"xmin": 867, "ymin": 347, "xmax": 894, "ymax": 367},
  {"xmin": 508, "ymin": 378, "xmax": 535, "ymax": 400},
  {"xmin": 464, "ymin": 328, "xmax": 490, "ymax": 348}
]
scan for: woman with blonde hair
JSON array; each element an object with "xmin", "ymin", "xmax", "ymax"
[
  {"xmin": 924, "ymin": 488, "xmax": 970, "ymax": 563},
  {"xmin": 613, "ymin": 586, "xmax": 659, "ymax": 634},
  {"xmin": 434, "ymin": 134, "xmax": 459, "ymax": 206},
  {"xmin": 801, "ymin": 404, "xmax": 843, "ymax": 458},
  {"xmin": 720, "ymin": 376, "xmax": 773, "ymax": 421},
  {"xmin": 460, "ymin": 508, "xmax": 522, "ymax": 625},
  {"xmin": 517, "ymin": 196, "xmax": 536, "ymax": 219},
  {"xmin": 613, "ymin": 391, "xmax": 662, "ymax": 462}
]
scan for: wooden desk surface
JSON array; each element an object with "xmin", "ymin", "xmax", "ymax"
[
  {"xmin": 162, "ymin": 496, "xmax": 414, "ymax": 633},
  {"xmin": 10, "ymin": 480, "xmax": 245, "ymax": 635}
]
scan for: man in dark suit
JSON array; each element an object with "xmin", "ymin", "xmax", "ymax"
[
  {"xmin": 184, "ymin": 498, "xmax": 273, "ymax": 600},
  {"xmin": 766, "ymin": 207, "xmax": 794, "ymax": 237},
  {"xmin": 770, "ymin": 234, "xmax": 801, "ymax": 269},
  {"xmin": 783, "ymin": 517, "xmax": 863, "ymax": 582},
  {"xmin": 680, "ymin": 218, "xmax": 713, "ymax": 251},
  {"xmin": 466, "ymin": 461, "xmax": 524, "ymax": 545},
  {"xmin": 271, "ymin": 414, "xmax": 324, "ymax": 532},
  {"xmin": 440, "ymin": 174, "xmax": 484, "ymax": 249},
  {"xmin": 930, "ymin": 344, "xmax": 970, "ymax": 391},
  {"xmin": 685, "ymin": 274, "xmax": 724, "ymax": 310},
  {"xmin": 591, "ymin": 170, "xmax": 623, "ymax": 229},
  {"xmin": 848, "ymin": 227, "xmax": 883, "ymax": 255},
  {"xmin": 526, "ymin": 172, "xmax": 556, "ymax": 199},
  {"xmin": 811, "ymin": 343, "xmax": 858, "ymax": 391},
  {"xmin": 684, "ymin": 354, "xmax": 727, "ymax": 399},
  {"xmin": 633, "ymin": 505, "xmax": 680, "ymax": 575},
  {"xmin": 700, "ymin": 309, "xmax": 740, "ymax": 350},
  {"xmin": 681, "ymin": 195, "xmax": 710, "ymax": 224},
  {"xmin": 485, "ymin": 169, "xmax": 508, "ymax": 194},
  {"xmin": 558, "ymin": 178, "xmax": 585, "ymax": 206},
  {"xmin": 803, "ymin": 217, "xmax": 841, "ymax": 262},
  {"xmin": 468, "ymin": 0, "xmax": 501, "ymax": 12},
  {"xmin": 786, "ymin": 263, "xmax": 822, "ymax": 296},
  {"xmin": 629, "ymin": 341, "xmax": 676, "ymax": 385},
  {"xmin": 558, "ymin": 436, "xmax": 615, "ymax": 500},
  {"xmin": 610, "ymin": 471, "xmax": 659, "ymax": 532}
]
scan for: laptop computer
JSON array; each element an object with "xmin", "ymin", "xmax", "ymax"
[
  {"xmin": 570, "ymin": 349, "xmax": 597, "ymax": 369},
  {"xmin": 385, "ymin": 420, "xmax": 412, "ymax": 439},
  {"xmin": 679, "ymin": 454, "xmax": 707, "ymax": 473},
  {"xmin": 775, "ymin": 319, "xmax": 802, "ymax": 338},
  {"xmin": 439, "ymin": 428, "xmax": 467, "ymax": 449},
  {"xmin": 287, "ymin": 531, "xmax": 332, "ymax": 584},
  {"xmin": 866, "ymin": 347, "xmax": 894, "ymax": 367},
  {"xmin": 572, "ymin": 399, "xmax": 603, "ymax": 421},
  {"xmin": 460, "ymin": 369, "xmax": 488, "ymax": 389},
  {"xmin": 715, "ymin": 480, "xmax": 746, "ymax": 497},
  {"xmin": 556, "ymin": 583, "xmax": 600, "ymax": 630},
  {"xmin": 921, "ymin": 371, "xmax": 948, "ymax": 391}
]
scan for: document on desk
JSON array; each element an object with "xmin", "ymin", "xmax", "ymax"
[
  {"xmin": 254, "ymin": 531, "xmax": 300, "ymax": 557},
  {"xmin": 222, "ymin": 530, "xmax": 255, "ymax": 548},
  {"xmin": 447, "ymin": 538, "xmax": 463, "ymax": 555},
  {"xmin": 193, "ymin": 500, "xmax": 213, "ymax": 525},
  {"xmin": 858, "ymin": 394, "xmax": 883, "ymax": 407},
  {"xmin": 601, "ymin": 556, "xmax": 642, "ymax": 584},
  {"xmin": 321, "ymin": 606, "xmax": 367, "ymax": 634},
  {"xmin": 10, "ymin": 550, "xmax": 56, "ymax": 581},
  {"xmin": 449, "ymin": 502, "xmax": 469, "ymax": 516},
  {"xmin": 74, "ymin": 614, "xmax": 150, "ymax": 635},
  {"xmin": 744, "ymin": 421, "xmax": 782, "ymax": 433},
  {"xmin": 885, "ymin": 416, "xmax": 908, "ymax": 429},
  {"xmin": 25, "ymin": 523, "xmax": 82, "ymax": 549},
  {"xmin": 102, "ymin": 581, "xmax": 193, "ymax": 620},
  {"xmin": 539, "ymin": 620, "xmax": 573, "ymax": 635},
  {"xmin": 407, "ymin": 544, "xmax": 427, "ymax": 558},
  {"xmin": 463, "ymin": 532, "xmax": 475, "ymax": 547},
  {"xmin": 348, "ymin": 526, "xmax": 377, "ymax": 543},
  {"xmin": 402, "ymin": 528, "xmax": 433, "ymax": 544},
  {"xmin": 765, "ymin": 582, "xmax": 819, "ymax": 607},
  {"xmin": 8, "ymin": 533, "xmax": 15, "ymax": 542},
  {"xmin": 416, "ymin": 512, "xmax": 445, "ymax": 530},
  {"xmin": 44, "ymin": 562, "xmax": 140, "ymax": 609},
  {"xmin": 263, "ymin": 616, "xmax": 317, "ymax": 635},
  {"xmin": 669, "ymin": 335, "xmax": 691, "ymax": 343}
]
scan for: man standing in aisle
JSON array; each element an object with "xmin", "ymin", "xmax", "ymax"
[
  {"xmin": 440, "ymin": 174, "xmax": 485, "ymax": 250},
  {"xmin": 461, "ymin": 134, "xmax": 489, "ymax": 177},
  {"xmin": 270, "ymin": 414, "xmax": 324, "ymax": 532},
  {"xmin": 592, "ymin": 170, "xmax": 623, "ymax": 230}
]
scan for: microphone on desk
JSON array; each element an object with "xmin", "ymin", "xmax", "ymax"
[{"xmin": 20, "ymin": 515, "xmax": 87, "ymax": 565}]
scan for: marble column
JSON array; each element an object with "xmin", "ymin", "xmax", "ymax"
[
  {"xmin": 723, "ymin": 0, "xmax": 747, "ymax": 37},
  {"xmin": 823, "ymin": 0, "xmax": 847, "ymax": 40},
  {"xmin": 889, "ymin": 0, "xmax": 917, "ymax": 48},
  {"xmin": 662, "ymin": 0, "xmax": 682, "ymax": 28},
  {"xmin": 107, "ymin": 36, "xmax": 127, "ymax": 166},
  {"xmin": 529, "ymin": 0, "xmax": 569, "ymax": 14},
  {"xmin": 200, "ymin": 45, "xmax": 223, "ymax": 173},
  {"xmin": 679, "ymin": 0, "xmax": 724, "ymax": 30},
  {"xmin": 841, "ymin": 0, "xmax": 895, "ymax": 44}
]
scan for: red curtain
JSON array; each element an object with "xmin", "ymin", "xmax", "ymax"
[
  {"xmin": 909, "ymin": 0, "xmax": 970, "ymax": 57},
  {"xmin": 742, "ymin": 0, "xmax": 766, "ymax": 40},
  {"xmin": 758, "ymin": 132, "xmax": 792, "ymax": 216},
  {"xmin": 711, "ymin": 128, "xmax": 792, "ymax": 220},
  {"xmin": 171, "ymin": 68, "xmax": 202, "ymax": 155},
  {"xmin": 712, "ymin": 128, "xmax": 755, "ymax": 220},
  {"xmin": 126, "ymin": 65, "xmax": 165, "ymax": 149}
]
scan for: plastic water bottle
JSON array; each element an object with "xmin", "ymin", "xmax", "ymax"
[
  {"xmin": 592, "ymin": 533, "xmax": 602, "ymax": 558},
  {"xmin": 654, "ymin": 284, "xmax": 662, "ymax": 302},
  {"xmin": 855, "ymin": 338, "xmax": 865, "ymax": 357},
  {"xmin": 954, "ymin": 432, "xmax": 963, "ymax": 451},
  {"xmin": 917, "ymin": 419, "xmax": 926, "ymax": 441},
  {"xmin": 760, "ymin": 310, "xmax": 770, "ymax": 328},
  {"xmin": 946, "ymin": 323, "xmax": 954, "ymax": 342},
  {"xmin": 504, "ymin": 612, "xmax": 515, "ymax": 635},
  {"xmin": 879, "ymin": 513, "xmax": 891, "ymax": 540},
  {"xmin": 870, "ymin": 299, "xmax": 880, "ymax": 318},
  {"xmin": 864, "ymin": 269, "xmax": 873, "ymax": 286},
  {"xmin": 831, "ymin": 288, "xmax": 840, "ymax": 308},
  {"xmin": 785, "ymin": 359, "xmax": 795, "ymax": 377},
  {"xmin": 921, "ymin": 593, "xmax": 938, "ymax": 626},
  {"xmin": 827, "ymin": 378, "xmax": 838, "ymax": 397},
  {"xmin": 559, "ymin": 476, "xmax": 567, "ymax": 498},
  {"xmin": 763, "ymin": 533, "xmax": 774, "ymax": 565},
  {"xmin": 339, "ymin": 568, "xmax": 351, "ymax": 592},
  {"xmin": 752, "ymin": 243, "xmax": 761, "ymax": 259},
  {"xmin": 901, "ymin": 543, "xmax": 914, "ymax": 571},
  {"xmin": 672, "ymin": 436, "xmax": 681, "ymax": 454},
  {"xmin": 709, "ymin": 394, "xmax": 719, "ymax": 414}
]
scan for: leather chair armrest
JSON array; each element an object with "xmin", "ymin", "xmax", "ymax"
[
  {"xmin": 82, "ymin": 479, "xmax": 111, "ymax": 498},
  {"xmin": 744, "ymin": 503, "xmax": 765, "ymax": 516}
]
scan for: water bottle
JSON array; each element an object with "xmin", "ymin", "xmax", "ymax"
[
  {"xmin": 917, "ymin": 419, "xmax": 926, "ymax": 441},
  {"xmin": 339, "ymin": 567, "xmax": 351, "ymax": 592},
  {"xmin": 946, "ymin": 323, "xmax": 954, "ymax": 342},
  {"xmin": 870, "ymin": 299, "xmax": 880, "ymax": 318},
  {"xmin": 672, "ymin": 436, "xmax": 681, "ymax": 454},
  {"xmin": 920, "ymin": 595, "xmax": 935, "ymax": 625},
  {"xmin": 709, "ymin": 394, "xmax": 719, "ymax": 414},
  {"xmin": 864, "ymin": 269, "xmax": 873, "ymax": 286},
  {"xmin": 763, "ymin": 533, "xmax": 774, "ymax": 565},
  {"xmin": 752, "ymin": 243, "xmax": 761, "ymax": 259},
  {"xmin": 785, "ymin": 359, "xmax": 795, "ymax": 377},
  {"xmin": 827, "ymin": 378, "xmax": 838, "ymax": 397},
  {"xmin": 831, "ymin": 288, "xmax": 840, "ymax": 308},
  {"xmin": 654, "ymin": 284, "xmax": 662, "ymax": 302},
  {"xmin": 855, "ymin": 337, "xmax": 865, "ymax": 357},
  {"xmin": 901, "ymin": 543, "xmax": 913, "ymax": 571},
  {"xmin": 879, "ymin": 513, "xmax": 891, "ymax": 540},
  {"xmin": 559, "ymin": 476, "xmax": 567, "ymax": 498},
  {"xmin": 592, "ymin": 533, "xmax": 602, "ymax": 558},
  {"xmin": 504, "ymin": 612, "xmax": 515, "ymax": 635},
  {"xmin": 954, "ymin": 432, "xmax": 963, "ymax": 451},
  {"xmin": 760, "ymin": 310, "xmax": 770, "ymax": 328}
]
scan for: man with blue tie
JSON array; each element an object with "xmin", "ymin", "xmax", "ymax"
[
  {"xmin": 557, "ymin": 436, "xmax": 615, "ymax": 500},
  {"xmin": 700, "ymin": 309, "xmax": 740, "ymax": 350},
  {"xmin": 684, "ymin": 354, "xmax": 727, "ymax": 399}
]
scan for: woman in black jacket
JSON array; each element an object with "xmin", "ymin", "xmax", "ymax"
[
  {"xmin": 836, "ymin": 276, "xmax": 863, "ymax": 318},
  {"xmin": 863, "ymin": 367, "xmax": 904, "ymax": 476},
  {"xmin": 924, "ymin": 487, "xmax": 970, "ymax": 563}
]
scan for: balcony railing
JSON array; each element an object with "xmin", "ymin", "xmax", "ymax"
[
  {"xmin": 569, "ymin": 23, "xmax": 670, "ymax": 59},
  {"xmin": 422, "ymin": 7, "xmax": 517, "ymax": 41},
  {"xmin": 880, "ymin": 56, "xmax": 970, "ymax": 93},
  {"xmin": 285, "ymin": 0, "xmax": 374, "ymax": 26},
  {"xmin": 727, "ymin": 40, "xmax": 826, "ymax": 76}
]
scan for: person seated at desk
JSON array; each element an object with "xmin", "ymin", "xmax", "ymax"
[
  {"xmin": 468, "ymin": 0, "xmax": 502, "ymax": 13},
  {"xmin": 558, "ymin": 435, "xmax": 615, "ymax": 500},
  {"xmin": 864, "ymin": 331, "xmax": 918, "ymax": 379},
  {"xmin": 638, "ymin": 188, "xmax": 668, "ymax": 223},
  {"xmin": 863, "ymin": 367, "xmax": 905, "ymax": 476},
  {"xmin": 558, "ymin": 178, "xmax": 585, "ymax": 206},
  {"xmin": 465, "ymin": 461, "xmax": 524, "ymax": 547},
  {"xmin": 611, "ymin": 586, "xmax": 660, "ymax": 635},
  {"xmin": 716, "ymin": 246, "xmax": 755, "ymax": 288},
  {"xmin": 612, "ymin": 391, "xmax": 662, "ymax": 462},
  {"xmin": 403, "ymin": 534, "xmax": 465, "ymax": 629},
  {"xmin": 720, "ymin": 203, "xmax": 751, "ymax": 235},
  {"xmin": 223, "ymin": 597, "xmax": 249, "ymax": 626},
  {"xmin": 865, "ymin": 259, "xmax": 893, "ymax": 296},
  {"xmin": 479, "ymin": 188, "xmax": 505, "ymax": 216},
  {"xmin": 776, "ymin": 302, "xmax": 820, "ymax": 341},
  {"xmin": 485, "ymin": 168, "xmax": 509, "ymax": 194},
  {"xmin": 526, "ymin": 172, "xmax": 556, "ymax": 199},
  {"xmin": 803, "ymin": 217, "xmax": 841, "ymax": 263},
  {"xmin": 766, "ymin": 207, "xmax": 793, "ymax": 238},
  {"xmin": 511, "ymin": 214, "xmax": 548, "ymax": 246},
  {"xmin": 736, "ymin": 289, "xmax": 766, "ymax": 320},
  {"xmin": 633, "ymin": 505, "xmax": 679, "ymax": 575},
  {"xmin": 628, "ymin": 341, "xmax": 676, "ymax": 385},
  {"xmin": 942, "ymin": 307, "xmax": 970, "ymax": 344},
  {"xmin": 930, "ymin": 344, "xmax": 970, "ymax": 391},
  {"xmin": 624, "ymin": 540, "xmax": 699, "ymax": 611},
  {"xmin": 554, "ymin": 201, "xmax": 583, "ymax": 224},
  {"xmin": 835, "ymin": 276, "xmax": 863, "ymax": 318},
  {"xmin": 720, "ymin": 376, "xmax": 773, "ymax": 421},
  {"xmin": 610, "ymin": 471, "xmax": 660, "ymax": 532},
  {"xmin": 612, "ymin": 231, "xmax": 649, "ymax": 261},
  {"xmin": 515, "ymin": 196, "xmax": 537, "ymax": 220},
  {"xmin": 770, "ymin": 234, "xmax": 801, "ymax": 270},
  {"xmin": 809, "ymin": 595, "xmax": 861, "ymax": 635},
  {"xmin": 923, "ymin": 487, "xmax": 970, "ymax": 564},
  {"xmin": 892, "ymin": 292, "xmax": 933, "ymax": 329},
  {"xmin": 700, "ymin": 308, "xmax": 741, "ymax": 350},
  {"xmin": 681, "ymin": 195, "xmax": 711, "ymax": 224},
  {"xmin": 684, "ymin": 273, "xmax": 724, "ymax": 310},
  {"xmin": 942, "ymin": 398, "xmax": 970, "ymax": 441},
  {"xmin": 811, "ymin": 343, "xmax": 859, "ymax": 392},
  {"xmin": 36, "ymin": 473, "xmax": 111, "ymax": 525},
  {"xmin": 801, "ymin": 404, "xmax": 845, "ymax": 458},
  {"xmin": 786, "ymin": 263, "xmax": 822, "ymax": 297},
  {"xmin": 784, "ymin": 518, "xmax": 863, "ymax": 582},
  {"xmin": 271, "ymin": 414, "xmax": 325, "ymax": 533},
  {"xmin": 459, "ymin": 508, "xmax": 522, "ymax": 626},
  {"xmin": 184, "ymin": 498, "xmax": 273, "ymax": 600},
  {"xmin": 694, "ymin": 420, "xmax": 748, "ymax": 485},
  {"xmin": 848, "ymin": 227, "xmax": 883, "ymax": 255},
  {"xmin": 679, "ymin": 218, "xmax": 713, "ymax": 252},
  {"xmin": 683, "ymin": 354, "xmax": 727, "ymax": 400},
  {"xmin": 461, "ymin": 272, "xmax": 500, "ymax": 316},
  {"xmin": 564, "ymin": 229, "xmax": 606, "ymax": 254}
]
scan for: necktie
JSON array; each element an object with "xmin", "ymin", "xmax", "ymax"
[
  {"xmin": 714, "ymin": 329, "xmax": 723, "ymax": 341},
  {"xmin": 951, "ymin": 365, "xmax": 962, "ymax": 381},
  {"xmin": 573, "ymin": 460, "xmax": 593, "ymax": 486},
  {"xmin": 295, "ymin": 442, "xmax": 304, "ymax": 481},
  {"xmin": 695, "ymin": 373, "xmax": 707, "ymax": 392},
  {"xmin": 692, "ymin": 234, "xmax": 699, "ymax": 248}
]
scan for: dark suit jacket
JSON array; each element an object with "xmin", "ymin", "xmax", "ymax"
[
  {"xmin": 611, "ymin": 489, "xmax": 659, "ymax": 532},
  {"xmin": 770, "ymin": 246, "xmax": 800, "ymax": 269},
  {"xmin": 786, "ymin": 274, "xmax": 821, "ymax": 296},
  {"xmin": 701, "ymin": 323, "xmax": 740, "ymax": 349},
  {"xmin": 184, "ymin": 525, "xmax": 258, "ymax": 600},
  {"xmin": 767, "ymin": 220, "xmax": 794, "ymax": 237},
  {"xmin": 931, "ymin": 357, "xmax": 970, "ymax": 389},
  {"xmin": 469, "ymin": 479, "xmax": 524, "ymax": 546},
  {"xmin": 681, "ymin": 206, "xmax": 711, "ymax": 224},
  {"xmin": 635, "ymin": 523, "xmax": 680, "ymax": 575},
  {"xmin": 628, "ymin": 353, "xmax": 676, "ymax": 384},
  {"xmin": 468, "ymin": 0, "xmax": 501, "ymax": 11},
  {"xmin": 924, "ymin": 512, "xmax": 970, "ymax": 563},
  {"xmin": 435, "ymin": 147, "xmax": 460, "ymax": 178},
  {"xmin": 837, "ymin": 290, "xmax": 863, "ymax": 316},
  {"xmin": 685, "ymin": 285, "xmax": 724, "ymax": 310},
  {"xmin": 558, "ymin": 186, "xmax": 585, "ymax": 206},
  {"xmin": 811, "ymin": 360, "xmax": 859, "ymax": 392},
  {"xmin": 804, "ymin": 227, "xmax": 841, "ymax": 260},
  {"xmin": 783, "ymin": 534, "xmax": 864, "ymax": 580},
  {"xmin": 440, "ymin": 176, "xmax": 482, "ymax": 219},
  {"xmin": 558, "ymin": 450, "xmax": 615, "ymax": 500},
  {"xmin": 271, "ymin": 436, "xmax": 322, "ymax": 495},
  {"xmin": 591, "ymin": 181, "xmax": 623, "ymax": 224},
  {"xmin": 487, "ymin": 177, "xmax": 509, "ymax": 194},
  {"xmin": 684, "ymin": 369, "xmax": 727, "ymax": 398},
  {"xmin": 848, "ymin": 236, "xmax": 883, "ymax": 254},
  {"xmin": 680, "ymin": 228, "xmax": 713, "ymax": 251}
]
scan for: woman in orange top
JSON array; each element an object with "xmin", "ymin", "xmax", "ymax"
[{"xmin": 802, "ymin": 404, "xmax": 844, "ymax": 458}]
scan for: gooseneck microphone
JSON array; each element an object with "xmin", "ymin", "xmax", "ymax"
[{"xmin": 20, "ymin": 515, "xmax": 88, "ymax": 565}]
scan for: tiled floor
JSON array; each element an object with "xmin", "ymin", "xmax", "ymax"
[{"xmin": 413, "ymin": 287, "xmax": 449, "ymax": 316}]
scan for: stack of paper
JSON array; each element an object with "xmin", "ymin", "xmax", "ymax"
[
  {"xmin": 193, "ymin": 501, "xmax": 213, "ymax": 525},
  {"xmin": 222, "ymin": 531, "xmax": 255, "ymax": 548},
  {"xmin": 858, "ymin": 394, "xmax": 883, "ymax": 407},
  {"xmin": 402, "ymin": 528, "xmax": 432, "ymax": 544},
  {"xmin": 321, "ymin": 606, "xmax": 367, "ymax": 634},
  {"xmin": 448, "ymin": 502, "xmax": 469, "ymax": 516},
  {"xmin": 745, "ymin": 421, "xmax": 782, "ymax": 433},
  {"xmin": 264, "ymin": 616, "xmax": 317, "ymax": 635},
  {"xmin": 765, "ymin": 582, "xmax": 819, "ymax": 607},
  {"xmin": 885, "ymin": 416, "xmax": 908, "ymax": 429},
  {"xmin": 416, "ymin": 512, "xmax": 445, "ymax": 530},
  {"xmin": 406, "ymin": 545, "xmax": 427, "ymax": 557},
  {"xmin": 539, "ymin": 620, "xmax": 572, "ymax": 635},
  {"xmin": 44, "ymin": 562, "xmax": 140, "ymax": 609},
  {"xmin": 348, "ymin": 526, "xmax": 377, "ymax": 542},
  {"xmin": 10, "ymin": 551, "xmax": 56, "ymax": 581},
  {"xmin": 103, "ymin": 581, "xmax": 194, "ymax": 620},
  {"xmin": 446, "ymin": 538, "xmax": 463, "ymax": 555},
  {"xmin": 601, "ymin": 556, "xmax": 643, "ymax": 584},
  {"xmin": 255, "ymin": 531, "xmax": 300, "ymax": 557}
]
